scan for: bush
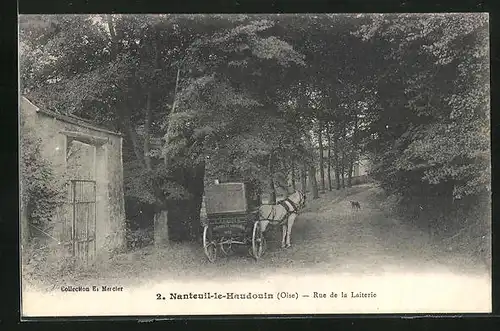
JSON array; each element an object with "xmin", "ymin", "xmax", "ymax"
[
  {"xmin": 20, "ymin": 115, "xmax": 64, "ymax": 234},
  {"xmin": 21, "ymin": 238, "xmax": 81, "ymax": 288},
  {"xmin": 379, "ymin": 188, "xmax": 491, "ymax": 267},
  {"xmin": 125, "ymin": 225, "xmax": 154, "ymax": 250},
  {"xmin": 22, "ymin": 234, "xmax": 134, "ymax": 289},
  {"xmin": 379, "ymin": 193, "xmax": 403, "ymax": 214}
]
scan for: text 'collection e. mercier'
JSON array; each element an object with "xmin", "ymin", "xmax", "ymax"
[{"xmin": 60, "ymin": 285, "xmax": 124, "ymax": 292}]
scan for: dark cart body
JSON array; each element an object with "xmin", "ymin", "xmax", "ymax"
[{"xmin": 202, "ymin": 182, "xmax": 265, "ymax": 262}]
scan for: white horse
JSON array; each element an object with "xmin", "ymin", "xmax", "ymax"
[{"xmin": 258, "ymin": 189, "xmax": 306, "ymax": 248}]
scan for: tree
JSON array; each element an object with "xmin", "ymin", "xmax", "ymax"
[
  {"xmin": 354, "ymin": 13, "xmax": 490, "ymax": 233},
  {"xmin": 20, "ymin": 107, "xmax": 65, "ymax": 247},
  {"xmin": 20, "ymin": 14, "xmax": 311, "ymax": 241},
  {"xmin": 326, "ymin": 121, "xmax": 333, "ymax": 190},
  {"xmin": 160, "ymin": 17, "xmax": 308, "ymax": 239},
  {"xmin": 356, "ymin": 14, "xmax": 489, "ymax": 194}
]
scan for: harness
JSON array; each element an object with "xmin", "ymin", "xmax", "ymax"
[{"xmin": 279, "ymin": 198, "xmax": 298, "ymax": 216}]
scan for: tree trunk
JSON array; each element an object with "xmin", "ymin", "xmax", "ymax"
[
  {"xmin": 171, "ymin": 67, "xmax": 181, "ymax": 113},
  {"xmin": 106, "ymin": 15, "xmax": 118, "ymax": 58},
  {"xmin": 143, "ymin": 91, "xmax": 153, "ymax": 171},
  {"xmin": 144, "ymin": 33, "xmax": 161, "ymax": 171},
  {"xmin": 341, "ymin": 123, "xmax": 346, "ymax": 189},
  {"xmin": 167, "ymin": 163, "xmax": 205, "ymax": 242},
  {"xmin": 107, "ymin": 15, "xmax": 146, "ymax": 169},
  {"xmin": 165, "ymin": 67, "xmax": 182, "ymax": 166},
  {"xmin": 163, "ymin": 66, "xmax": 204, "ymax": 243},
  {"xmin": 334, "ymin": 134, "xmax": 341, "ymax": 190},
  {"xmin": 348, "ymin": 108, "xmax": 359, "ymax": 188},
  {"xmin": 327, "ymin": 122, "xmax": 332, "ymax": 191},
  {"xmin": 291, "ymin": 160, "xmax": 296, "ymax": 191},
  {"xmin": 347, "ymin": 157, "xmax": 354, "ymax": 187},
  {"xmin": 300, "ymin": 163, "xmax": 307, "ymax": 193},
  {"xmin": 108, "ymin": 15, "xmax": 146, "ymax": 172},
  {"xmin": 308, "ymin": 165, "xmax": 319, "ymax": 199},
  {"xmin": 318, "ymin": 121, "xmax": 325, "ymax": 193},
  {"xmin": 269, "ymin": 179, "xmax": 277, "ymax": 205},
  {"xmin": 341, "ymin": 156, "xmax": 346, "ymax": 189},
  {"xmin": 268, "ymin": 153, "xmax": 276, "ymax": 204},
  {"xmin": 121, "ymin": 111, "xmax": 145, "ymax": 168},
  {"xmin": 187, "ymin": 163, "xmax": 205, "ymax": 241}
]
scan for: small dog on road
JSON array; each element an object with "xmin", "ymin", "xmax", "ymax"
[{"xmin": 350, "ymin": 200, "xmax": 361, "ymax": 210}]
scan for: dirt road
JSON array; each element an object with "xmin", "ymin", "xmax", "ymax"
[
  {"xmin": 27, "ymin": 183, "xmax": 491, "ymax": 284},
  {"xmin": 23, "ymin": 183, "xmax": 491, "ymax": 315}
]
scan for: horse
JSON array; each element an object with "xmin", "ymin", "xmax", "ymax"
[{"xmin": 258, "ymin": 189, "xmax": 306, "ymax": 249}]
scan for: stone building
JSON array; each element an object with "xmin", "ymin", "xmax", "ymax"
[
  {"xmin": 20, "ymin": 96, "xmax": 125, "ymax": 263},
  {"xmin": 352, "ymin": 158, "xmax": 369, "ymax": 177},
  {"xmin": 312, "ymin": 147, "xmax": 371, "ymax": 187}
]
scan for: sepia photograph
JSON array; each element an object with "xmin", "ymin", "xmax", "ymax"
[{"xmin": 19, "ymin": 13, "xmax": 491, "ymax": 317}]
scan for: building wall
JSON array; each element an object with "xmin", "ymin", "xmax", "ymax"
[
  {"xmin": 20, "ymin": 97, "xmax": 125, "ymax": 256},
  {"xmin": 313, "ymin": 158, "xmax": 369, "ymax": 179},
  {"xmin": 353, "ymin": 158, "xmax": 369, "ymax": 177},
  {"xmin": 313, "ymin": 147, "xmax": 370, "ymax": 179},
  {"xmin": 103, "ymin": 132, "xmax": 126, "ymax": 252}
]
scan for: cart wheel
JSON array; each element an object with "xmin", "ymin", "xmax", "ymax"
[
  {"xmin": 203, "ymin": 225, "xmax": 217, "ymax": 262},
  {"xmin": 251, "ymin": 221, "xmax": 266, "ymax": 260}
]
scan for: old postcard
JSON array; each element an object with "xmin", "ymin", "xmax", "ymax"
[{"xmin": 19, "ymin": 13, "xmax": 491, "ymax": 317}]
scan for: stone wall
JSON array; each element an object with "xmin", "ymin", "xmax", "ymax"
[{"xmin": 20, "ymin": 97, "xmax": 125, "ymax": 258}]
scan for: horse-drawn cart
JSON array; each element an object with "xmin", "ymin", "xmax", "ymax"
[{"xmin": 202, "ymin": 182, "xmax": 266, "ymax": 262}]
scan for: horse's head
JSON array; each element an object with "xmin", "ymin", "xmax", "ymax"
[{"xmin": 289, "ymin": 189, "xmax": 306, "ymax": 209}]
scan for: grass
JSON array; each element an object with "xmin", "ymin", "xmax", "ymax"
[{"xmin": 23, "ymin": 183, "xmax": 491, "ymax": 292}]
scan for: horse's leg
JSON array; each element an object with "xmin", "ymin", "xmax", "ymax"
[
  {"xmin": 285, "ymin": 214, "xmax": 297, "ymax": 248},
  {"xmin": 281, "ymin": 223, "xmax": 287, "ymax": 248}
]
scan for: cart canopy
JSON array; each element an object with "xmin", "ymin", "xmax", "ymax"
[{"xmin": 204, "ymin": 182, "xmax": 260, "ymax": 216}]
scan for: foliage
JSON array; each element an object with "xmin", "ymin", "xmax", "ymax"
[
  {"xmin": 22, "ymin": 239, "xmax": 81, "ymax": 288},
  {"xmin": 20, "ymin": 15, "xmax": 311, "ymax": 207},
  {"xmin": 20, "ymin": 14, "xmax": 490, "ymax": 244},
  {"xmin": 125, "ymin": 225, "xmax": 154, "ymax": 250},
  {"xmin": 354, "ymin": 13, "xmax": 490, "ymax": 201},
  {"xmin": 20, "ymin": 114, "xmax": 63, "ymax": 230},
  {"xmin": 163, "ymin": 17, "xmax": 308, "ymax": 193}
]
